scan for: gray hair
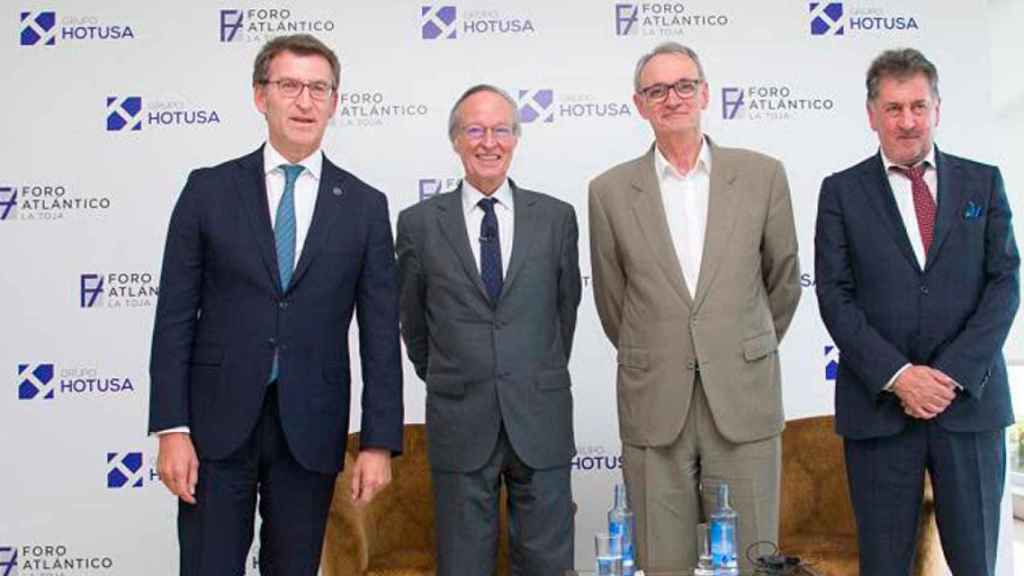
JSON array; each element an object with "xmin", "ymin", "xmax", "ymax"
[
  {"xmin": 447, "ymin": 84, "xmax": 521, "ymax": 142},
  {"xmin": 866, "ymin": 48, "xmax": 939, "ymax": 102},
  {"xmin": 633, "ymin": 42, "xmax": 706, "ymax": 93},
  {"xmin": 253, "ymin": 34, "xmax": 341, "ymax": 88}
]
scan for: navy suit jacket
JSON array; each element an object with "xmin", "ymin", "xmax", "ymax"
[
  {"xmin": 148, "ymin": 146, "xmax": 403, "ymax": 473},
  {"xmin": 815, "ymin": 148, "xmax": 1019, "ymax": 439}
]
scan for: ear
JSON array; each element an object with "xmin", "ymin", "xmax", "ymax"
[
  {"xmin": 633, "ymin": 92, "xmax": 649, "ymax": 120},
  {"xmin": 254, "ymin": 84, "xmax": 268, "ymax": 115},
  {"xmin": 866, "ymin": 100, "xmax": 879, "ymax": 133},
  {"xmin": 933, "ymin": 97, "xmax": 941, "ymax": 128}
]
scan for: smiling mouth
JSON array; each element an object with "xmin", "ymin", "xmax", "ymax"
[{"xmin": 291, "ymin": 117, "xmax": 316, "ymax": 126}]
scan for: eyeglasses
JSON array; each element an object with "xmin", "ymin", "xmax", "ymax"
[
  {"xmin": 638, "ymin": 78, "xmax": 703, "ymax": 102},
  {"xmin": 260, "ymin": 78, "xmax": 335, "ymax": 101},
  {"xmin": 461, "ymin": 124, "xmax": 516, "ymax": 143}
]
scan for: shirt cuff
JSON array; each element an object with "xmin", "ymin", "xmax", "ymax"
[
  {"xmin": 154, "ymin": 426, "xmax": 190, "ymax": 436},
  {"xmin": 884, "ymin": 363, "xmax": 912, "ymax": 392}
]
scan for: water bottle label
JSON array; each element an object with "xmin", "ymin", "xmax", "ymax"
[{"xmin": 710, "ymin": 522, "xmax": 737, "ymax": 567}]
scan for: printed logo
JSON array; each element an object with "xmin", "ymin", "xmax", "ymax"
[
  {"xmin": 417, "ymin": 177, "xmax": 460, "ymax": 203},
  {"xmin": 825, "ymin": 345, "xmax": 839, "ymax": 382},
  {"xmin": 106, "ymin": 97, "xmax": 143, "ymax": 131},
  {"xmin": 106, "ymin": 452, "xmax": 144, "ymax": 488},
  {"xmin": 0, "ymin": 182, "xmax": 110, "ymax": 223},
  {"xmin": 217, "ymin": 8, "xmax": 335, "ymax": 43},
  {"xmin": 337, "ymin": 91, "xmax": 430, "ymax": 128},
  {"xmin": 720, "ymin": 85, "xmax": 836, "ymax": 121},
  {"xmin": 809, "ymin": 2, "xmax": 920, "ymax": 36},
  {"xmin": 518, "ymin": 89, "xmax": 555, "ymax": 124},
  {"xmin": 16, "ymin": 363, "xmax": 137, "ymax": 401},
  {"xmin": 421, "ymin": 5, "xmax": 458, "ymax": 39},
  {"xmin": 612, "ymin": 3, "xmax": 730, "ymax": 37},
  {"xmin": 18, "ymin": 363, "xmax": 55, "ymax": 400},
  {"xmin": 809, "ymin": 2, "xmax": 844, "ymax": 35},
  {"xmin": 420, "ymin": 4, "xmax": 535, "ymax": 40},
  {"xmin": 18, "ymin": 10, "xmax": 136, "ymax": 46},
  {"xmin": 79, "ymin": 272, "xmax": 158, "ymax": 309},
  {"xmin": 220, "ymin": 9, "xmax": 244, "ymax": 42},
  {"xmin": 614, "ymin": 4, "xmax": 639, "ymax": 36},
  {"xmin": 0, "ymin": 547, "xmax": 16, "ymax": 576},
  {"xmin": 0, "ymin": 187, "xmax": 17, "ymax": 221},
  {"xmin": 106, "ymin": 95, "xmax": 221, "ymax": 132},
  {"xmin": 80, "ymin": 274, "xmax": 104, "ymax": 308},
  {"xmin": 516, "ymin": 88, "xmax": 632, "ymax": 125},
  {"xmin": 19, "ymin": 11, "xmax": 56, "ymax": 46},
  {"xmin": 1, "ymin": 544, "xmax": 116, "ymax": 573},
  {"xmin": 573, "ymin": 445, "xmax": 623, "ymax": 472}
]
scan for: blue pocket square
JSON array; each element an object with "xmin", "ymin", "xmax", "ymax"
[{"xmin": 963, "ymin": 201, "xmax": 983, "ymax": 220}]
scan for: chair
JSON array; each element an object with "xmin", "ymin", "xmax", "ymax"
[
  {"xmin": 320, "ymin": 424, "xmax": 510, "ymax": 576},
  {"xmin": 778, "ymin": 415, "xmax": 947, "ymax": 575}
]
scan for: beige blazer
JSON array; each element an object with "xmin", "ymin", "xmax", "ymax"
[{"xmin": 588, "ymin": 140, "xmax": 801, "ymax": 447}]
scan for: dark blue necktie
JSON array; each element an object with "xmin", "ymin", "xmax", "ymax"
[
  {"xmin": 478, "ymin": 197, "xmax": 503, "ymax": 302},
  {"xmin": 269, "ymin": 163, "xmax": 303, "ymax": 383}
]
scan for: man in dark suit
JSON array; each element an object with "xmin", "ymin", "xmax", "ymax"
[
  {"xmin": 396, "ymin": 84, "xmax": 581, "ymax": 576},
  {"xmin": 148, "ymin": 34, "xmax": 403, "ymax": 576},
  {"xmin": 815, "ymin": 48, "xmax": 1018, "ymax": 575}
]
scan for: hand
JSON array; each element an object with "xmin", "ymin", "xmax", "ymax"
[
  {"xmin": 350, "ymin": 448, "xmax": 392, "ymax": 507},
  {"xmin": 891, "ymin": 365, "xmax": 957, "ymax": 419},
  {"xmin": 157, "ymin": 432, "xmax": 199, "ymax": 505}
]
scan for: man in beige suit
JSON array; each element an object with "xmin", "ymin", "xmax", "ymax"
[{"xmin": 589, "ymin": 42, "xmax": 801, "ymax": 572}]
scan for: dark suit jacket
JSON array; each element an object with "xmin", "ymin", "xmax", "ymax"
[
  {"xmin": 148, "ymin": 146, "xmax": 403, "ymax": 474},
  {"xmin": 396, "ymin": 181, "xmax": 581, "ymax": 472},
  {"xmin": 815, "ymin": 148, "xmax": 1019, "ymax": 439}
]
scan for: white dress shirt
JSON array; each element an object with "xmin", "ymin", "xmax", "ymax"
[
  {"xmin": 157, "ymin": 143, "xmax": 324, "ymax": 436},
  {"xmin": 462, "ymin": 179, "xmax": 515, "ymax": 278},
  {"xmin": 881, "ymin": 147, "xmax": 938, "ymax": 270},
  {"xmin": 264, "ymin": 143, "xmax": 323, "ymax": 263},
  {"xmin": 655, "ymin": 138, "xmax": 712, "ymax": 296},
  {"xmin": 878, "ymin": 146, "xmax": 958, "ymax": 391}
]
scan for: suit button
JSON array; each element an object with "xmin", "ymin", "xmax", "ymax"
[
  {"xmin": 268, "ymin": 337, "xmax": 277, "ymax": 347},
  {"xmin": 278, "ymin": 300, "xmax": 289, "ymax": 310},
  {"xmin": 920, "ymin": 285, "xmax": 929, "ymax": 295}
]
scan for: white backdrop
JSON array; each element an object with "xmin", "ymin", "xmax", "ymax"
[{"xmin": 1, "ymin": 1, "xmax": 1016, "ymax": 574}]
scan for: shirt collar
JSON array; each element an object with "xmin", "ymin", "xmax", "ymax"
[
  {"xmin": 880, "ymin": 145, "xmax": 936, "ymax": 174},
  {"xmin": 654, "ymin": 136, "xmax": 711, "ymax": 181},
  {"xmin": 263, "ymin": 142, "xmax": 323, "ymax": 181},
  {"xmin": 462, "ymin": 178, "xmax": 514, "ymax": 214}
]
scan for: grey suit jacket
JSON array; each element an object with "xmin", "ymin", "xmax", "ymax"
[
  {"xmin": 589, "ymin": 141, "xmax": 801, "ymax": 447},
  {"xmin": 397, "ymin": 180, "xmax": 582, "ymax": 472}
]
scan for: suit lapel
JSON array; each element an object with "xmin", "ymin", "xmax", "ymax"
[
  {"xmin": 692, "ymin": 142, "xmax": 739, "ymax": 309},
  {"xmin": 859, "ymin": 153, "xmax": 921, "ymax": 272},
  {"xmin": 289, "ymin": 154, "xmax": 348, "ymax": 290},
  {"xmin": 630, "ymin": 147, "xmax": 692, "ymax": 308},
  {"xmin": 437, "ymin": 184, "xmax": 491, "ymax": 302},
  {"xmin": 237, "ymin": 146, "xmax": 283, "ymax": 292},
  {"xmin": 500, "ymin": 180, "xmax": 538, "ymax": 299},
  {"xmin": 925, "ymin": 149, "xmax": 962, "ymax": 270}
]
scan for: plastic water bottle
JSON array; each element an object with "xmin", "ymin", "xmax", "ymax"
[
  {"xmin": 709, "ymin": 482, "xmax": 738, "ymax": 575},
  {"xmin": 608, "ymin": 484, "xmax": 636, "ymax": 576}
]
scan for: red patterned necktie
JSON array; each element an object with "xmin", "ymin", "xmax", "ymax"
[{"xmin": 892, "ymin": 164, "xmax": 936, "ymax": 254}]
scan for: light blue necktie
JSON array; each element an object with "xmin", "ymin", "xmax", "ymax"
[{"xmin": 269, "ymin": 164, "xmax": 303, "ymax": 383}]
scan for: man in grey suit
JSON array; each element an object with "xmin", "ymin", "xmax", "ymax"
[
  {"xmin": 397, "ymin": 84, "xmax": 581, "ymax": 576},
  {"xmin": 589, "ymin": 43, "xmax": 801, "ymax": 572}
]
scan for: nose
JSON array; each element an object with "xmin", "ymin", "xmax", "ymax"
[
  {"xmin": 481, "ymin": 128, "xmax": 498, "ymax": 147},
  {"xmin": 897, "ymin": 107, "xmax": 915, "ymax": 129},
  {"xmin": 294, "ymin": 85, "xmax": 314, "ymax": 108}
]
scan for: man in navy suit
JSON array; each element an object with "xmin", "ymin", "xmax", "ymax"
[
  {"xmin": 816, "ymin": 48, "xmax": 1018, "ymax": 575},
  {"xmin": 148, "ymin": 34, "xmax": 403, "ymax": 576}
]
